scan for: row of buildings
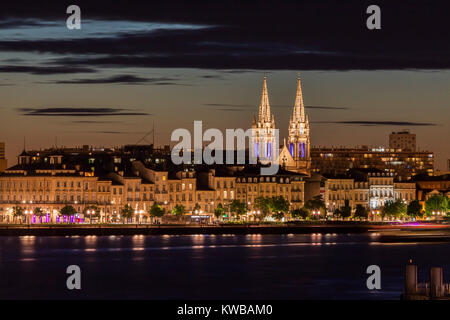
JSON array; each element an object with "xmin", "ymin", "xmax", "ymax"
[
  {"xmin": 0, "ymin": 148, "xmax": 308, "ymax": 222},
  {"xmin": 0, "ymin": 142, "xmax": 446, "ymax": 223},
  {"xmin": 0, "ymin": 76, "xmax": 447, "ymax": 222}
]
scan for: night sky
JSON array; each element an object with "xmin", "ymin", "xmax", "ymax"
[{"xmin": 0, "ymin": 0, "xmax": 448, "ymax": 169}]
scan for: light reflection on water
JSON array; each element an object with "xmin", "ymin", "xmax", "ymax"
[{"xmin": 0, "ymin": 233, "xmax": 449, "ymax": 300}]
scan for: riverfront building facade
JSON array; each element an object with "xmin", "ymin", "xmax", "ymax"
[
  {"xmin": 0, "ymin": 148, "xmax": 307, "ymax": 223},
  {"xmin": 324, "ymin": 168, "xmax": 416, "ymax": 213}
]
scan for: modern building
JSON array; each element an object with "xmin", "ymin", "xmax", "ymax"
[
  {"xmin": 311, "ymin": 145, "xmax": 434, "ymax": 180},
  {"xmin": 0, "ymin": 142, "xmax": 7, "ymax": 172},
  {"xmin": 389, "ymin": 130, "xmax": 416, "ymax": 151}
]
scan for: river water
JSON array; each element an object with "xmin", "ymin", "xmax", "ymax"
[{"xmin": 0, "ymin": 233, "xmax": 449, "ymax": 299}]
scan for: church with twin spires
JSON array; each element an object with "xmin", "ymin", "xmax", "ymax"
[{"xmin": 251, "ymin": 75, "xmax": 311, "ymax": 175}]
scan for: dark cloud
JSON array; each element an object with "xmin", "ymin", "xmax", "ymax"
[
  {"xmin": 0, "ymin": 65, "xmax": 96, "ymax": 75},
  {"xmin": 18, "ymin": 107, "xmax": 150, "ymax": 117},
  {"xmin": 204, "ymin": 103, "xmax": 253, "ymax": 108},
  {"xmin": 0, "ymin": 1, "xmax": 449, "ymax": 72},
  {"xmin": 71, "ymin": 120, "xmax": 123, "ymax": 124},
  {"xmin": 205, "ymin": 103, "xmax": 349, "ymax": 110},
  {"xmin": 201, "ymin": 75, "xmax": 224, "ymax": 79},
  {"xmin": 46, "ymin": 75, "xmax": 183, "ymax": 86},
  {"xmin": 47, "ymin": 75, "xmax": 181, "ymax": 85},
  {"xmin": 215, "ymin": 108, "xmax": 248, "ymax": 112},
  {"xmin": 313, "ymin": 121, "xmax": 437, "ymax": 126},
  {"xmin": 50, "ymin": 75, "xmax": 148, "ymax": 84},
  {"xmin": 92, "ymin": 131, "xmax": 146, "ymax": 135},
  {"xmin": 306, "ymin": 106, "xmax": 350, "ymax": 110}
]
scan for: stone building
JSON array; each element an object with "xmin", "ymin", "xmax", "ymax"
[
  {"xmin": 0, "ymin": 148, "xmax": 307, "ymax": 223},
  {"xmin": 324, "ymin": 168, "xmax": 416, "ymax": 214}
]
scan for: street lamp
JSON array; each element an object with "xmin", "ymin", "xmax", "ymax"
[
  {"xmin": 139, "ymin": 209, "xmax": 144, "ymax": 224},
  {"xmin": 86, "ymin": 210, "xmax": 91, "ymax": 224}
]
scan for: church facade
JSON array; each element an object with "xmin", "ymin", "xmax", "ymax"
[{"xmin": 252, "ymin": 75, "xmax": 311, "ymax": 175}]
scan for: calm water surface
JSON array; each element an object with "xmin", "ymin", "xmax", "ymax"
[{"xmin": 0, "ymin": 233, "xmax": 449, "ymax": 299}]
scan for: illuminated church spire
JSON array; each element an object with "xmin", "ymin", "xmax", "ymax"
[
  {"xmin": 293, "ymin": 74, "xmax": 306, "ymax": 123},
  {"xmin": 259, "ymin": 74, "xmax": 273, "ymax": 123},
  {"xmin": 287, "ymin": 73, "xmax": 310, "ymax": 173},
  {"xmin": 252, "ymin": 75, "xmax": 276, "ymax": 159}
]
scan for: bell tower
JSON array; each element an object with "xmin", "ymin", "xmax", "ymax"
[
  {"xmin": 251, "ymin": 75, "xmax": 276, "ymax": 160},
  {"xmin": 287, "ymin": 74, "xmax": 310, "ymax": 173}
]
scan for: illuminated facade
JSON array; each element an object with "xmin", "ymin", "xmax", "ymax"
[
  {"xmin": 234, "ymin": 168, "xmax": 306, "ymax": 213},
  {"xmin": 324, "ymin": 169, "xmax": 416, "ymax": 213},
  {"xmin": 0, "ymin": 148, "xmax": 307, "ymax": 223}
]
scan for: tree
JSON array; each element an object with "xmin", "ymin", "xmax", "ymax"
[
  {"xmin": 425, "ymin": 194, "xmax": 448, "ymax": 217},
  {"xmin": 291, "ymin": 207, "xmax": 309, "ymax": 220},
  {"xmin": 172, "ymin": 204, "xmax": 186, "ymax": 221},
  {"xmin": 255, "ymin": 196, "xmax": 270, "ymax": 221},
  {"xmin": 382, "ymin": 200, "xmax": 406, "ymax": 219},
  {"xmin": 12, "ymin": 206, "xmax": 24, "ymax": 223},
  {"xmin": 33, "ymin": 207, "xmax": 45, "ymax": 216},
  {"xmin": 214, "ymin": 203, "xmax": 225, "ymax": 221},
  {"xmin": 333, "ymin": 208, "xmax": 342, "ymax": 219},
  {"xmin": 149, "ymin": 203, "xmax": 165, "ymax": 222},
  {"xmin": 397, "ymin": 200, "xmax": 407, "ymax": 218},
  {"xmin": 406, "ymin": 200, "xmax": 422, "ymax": 219},
  {"xmin": 120, "ymin": 204, "xmax": 134, "ymax": 223},
  {"xmin": 268, "ymin": 196, "xmax": 290, "ymax": 221},
  {"xmin": 229, "ymin": 200, "xmax": 248, "ymax": 220},
  {"xmin": 33, "ymin": 207, "xmax": 45, "ymax": 223},
  {"xmin": 339, "ymin": 200, "xmax": 352, "ymax": 219},
  {"xmin": 305, "ymin": 195, "xmax": 326, "ymax": 218},
  {"xmin": 60, "ymin": 205, "xmax": 77, "ymax": 216},
  {"xmin": 193, "ymin": 203, "xmax": 201, "ymax": 212},
  {"xmin": 354, "ymin": 204, "xmax": 368, "ymax": 220}
]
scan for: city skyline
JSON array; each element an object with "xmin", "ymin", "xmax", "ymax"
[
  {"xmin": 1, "ymin": 0, "xmax": 450, "ymax": 304},
  {"xmin": 0, "ymin": 1, "xmax": 449, "ymax": 170},
  {"xmin": 1, "ymin": 72, "xmax": 448, "ymax": 168}
]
